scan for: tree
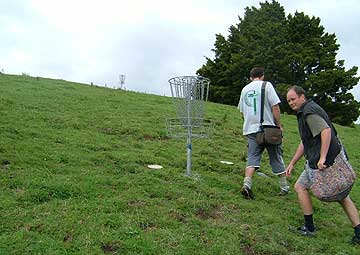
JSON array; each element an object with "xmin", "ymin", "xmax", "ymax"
[{"xmin": 197, "ymin": 0, "xmax": 360, "ymax": 126}]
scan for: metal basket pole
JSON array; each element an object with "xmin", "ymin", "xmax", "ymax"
[
  {"xmin": 167, "ymin": 76, "xmax": 212, "ymax": 176},
  {"xmin": 186, "ymin": 82, "xmax": 192, "ymax": 175}
]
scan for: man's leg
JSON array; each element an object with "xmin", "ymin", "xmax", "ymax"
[
  {"xmin": 241, "ymin": 166, "xmax": 256, "ymax": 199},
  {"xmin": 294, "ymin": 181, "xmax": 315, "ymax": 233},
  {"xmin": 243, "ymin": 166, "xmax": 256, "ymax": 188},
  {"xmin": 278, "ymin": 173, "xmax": 290, "ymax": 194},
  {"xmin": 295, "ymin": 181, "xmax": 313, "ymax": 215},
  {"xmin": 267, "ymin": 144, "xmax": 289, "ymax": 194},
  {"xmin": 339, "ymin": 196, "xmax": 360, "ymax": 227},
  {"xmin": 241, "ymin": 134, "xmax": 262, "ymax": 199},
  {"xmin": 339, "ymin": 196, "xmax": 360, "ymax": 244}
]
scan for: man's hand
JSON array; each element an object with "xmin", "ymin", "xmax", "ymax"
[
  {"xmin": 285, "ymin": 163, "xmax": 294, "ymax": 177},
  {"xmin": 317, "ymin": 158, "xmax": 327, "ymax": 170},
  {"xmin": 271, "ymin": 104, "xmax": 281, "ymax": 128}
]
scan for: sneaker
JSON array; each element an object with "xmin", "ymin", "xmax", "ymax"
[
  {"xmin": 240, "ymin": 186, "xmax": 254, "ymax": 199},
  {"xmin": 290, "ymin": 225, "xmax": 315, "ymax": 237},
  {"xmin": 277, "ymin": 188, "xmax": 290, "ymax": 196},
  {"xmin": 350, "ymin": 235, "xmax": 360, "ymax": 245}
]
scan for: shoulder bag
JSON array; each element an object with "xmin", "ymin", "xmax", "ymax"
[
  {"xmin": 255, "ymin": 81, "xmax": 282, "ymax": 145},
  {"xmin": 311, "ymin": 149, "xmax": 356, "ymax": 202}
]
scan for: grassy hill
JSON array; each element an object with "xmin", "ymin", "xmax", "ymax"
[{"xmin": 1, "ymin": 74, "xmax": 360, "ymax": 254}]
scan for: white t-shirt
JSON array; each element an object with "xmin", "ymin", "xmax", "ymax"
[{"xmin": 238, "ymin": 80, "xmax": 281, "ymax": 135}]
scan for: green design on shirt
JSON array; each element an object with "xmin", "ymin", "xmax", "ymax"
[{"xmin": 244, "ymin": 90, "xmax": 259, "ymax": 115}]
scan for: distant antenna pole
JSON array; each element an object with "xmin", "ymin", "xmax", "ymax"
[{"xmin": 118, "ymin": 74, "xmax": 126, "ymax": 89}]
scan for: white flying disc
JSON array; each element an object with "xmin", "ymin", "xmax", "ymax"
[
  {"xmin": 147, "ymin": 164, "xmax": 163, "ymax": 169},
  {"xmin": 220, "ymin": 160, "xmax": 234, "ymax": 165}
]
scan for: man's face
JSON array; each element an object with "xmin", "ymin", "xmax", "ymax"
[{"xmin": 287, "ymin": 89, "xmax": 305, "ymax": 111}]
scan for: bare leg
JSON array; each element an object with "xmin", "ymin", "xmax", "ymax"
[
  {"xmin": 278, "ymin": 173, "xmax": 289, "ymax": 192},
  {"xmin": 243, "ymin": 166, "xmax": 256, "ymax": 189},
  {"xmin": 339, "ymin": 196, "xmax": 360, "ymax": 227},
  {"xmin": 241, "ymin": 167, "xmax": 256, "ymax": 199},
  {"xmin": 294, "ymin": 181, "xmax": 313, "ymax": 215},
  {"xmin": 245, "ymin": 166, "xmax": 256, "ymax": 178}
]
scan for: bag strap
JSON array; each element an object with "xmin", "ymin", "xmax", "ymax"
[{"xmin": 260, "ymin": 81, "xmax": 267, "ymax": 126}]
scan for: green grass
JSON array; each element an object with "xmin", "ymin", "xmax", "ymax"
[{"xmin": 1, "ymin": 74, "xmax": 360, "ymax": 254}]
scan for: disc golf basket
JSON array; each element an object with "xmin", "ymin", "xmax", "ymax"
[
  {"xmin": 166, "ymin": 76, "xmax": 213, "ymax": 176},
  {"xmin": 118, "ymin": 74, "xmax": 126, "ymax": 89}
]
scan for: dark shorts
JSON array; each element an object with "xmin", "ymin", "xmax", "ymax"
[{"xmin": 246, "ymin": 133, "xmax": 285, "ymax": 175}]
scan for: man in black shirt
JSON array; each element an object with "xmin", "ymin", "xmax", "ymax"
[{"xmin": 285, "ymin": 86, "xmax": 360, "ymax": 244}]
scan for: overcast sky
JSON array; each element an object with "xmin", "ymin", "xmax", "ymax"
[{"xmin": 1, "ymin": 0, "xmax": 359, "ymax": 101}]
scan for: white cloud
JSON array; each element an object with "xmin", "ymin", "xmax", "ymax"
[{"xmin": 0, "ymin": 0, "xmax": 359, "ymax": 100}]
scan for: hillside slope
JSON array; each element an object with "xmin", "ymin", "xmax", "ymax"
[{"xmin": 0, "ymin": 74, "xmax": 359, "ymax": 254}]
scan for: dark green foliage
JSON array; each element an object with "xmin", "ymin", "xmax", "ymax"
[{"xmin": 197, "ymin": 0, "xmax": 360, "ymax": 126}]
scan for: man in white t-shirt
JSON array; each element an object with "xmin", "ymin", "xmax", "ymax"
[{"xmin": 238, "ymin": 67, "xmax": 289, "ymax": 199}]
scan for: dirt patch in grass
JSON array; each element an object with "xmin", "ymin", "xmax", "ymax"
[
  {"xmin": 101, "ymin": 242, "xmax": 121, "ymax": 253},
  {"xmin": 195, "ymin": 205, "xmax": 224, "ymax": 220},
  {"xmin": 170, "ymin": 211, "xmax": 187, "ymax": 223}
]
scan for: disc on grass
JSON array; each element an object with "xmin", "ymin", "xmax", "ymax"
[
  {"xmin": 220, "ymin": 160, "xmax": 234, "ymax": 165},
  {"xmin": 147, "ymin": 164, "xmax": 163, "ymax": 169}
]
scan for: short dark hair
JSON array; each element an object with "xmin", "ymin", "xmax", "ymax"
[
  {"xmin": 288, "ymin": 85, "xmax": 306, "ymax": 98},
  {"xmin": 250, "ymin": 67, "xmax": 264, "ymax": 79}
]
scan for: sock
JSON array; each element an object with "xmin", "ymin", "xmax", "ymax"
[
  {"xmin": 304, "ymin": 214, "xmax": 315, "ymax": 232},
  {"xmin": 354, "ymin": 224, "xmax": 360, "ymax": 237},
  {"xmin": 279, "ymin": 175, "xmax": 289, "ymax": 191},
  {"xmin": 243, "ymin": 177, "xmax": 252, "ymax": 189}
]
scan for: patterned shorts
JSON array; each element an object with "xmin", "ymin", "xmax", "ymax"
[
  {"xmin": 297, "ymin": 149, "xmax": 350, "ymax": 191},
  {"xmin": 297, "ymin": 162, "xmax": 315, "ymax": 189}
]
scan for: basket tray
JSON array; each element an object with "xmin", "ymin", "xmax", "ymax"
[{"xmin": 165, "ymin": 117, "xmax": 214, "ymax": 138}]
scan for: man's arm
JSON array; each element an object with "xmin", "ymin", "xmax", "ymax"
[
  {"xmin": 286, "ymin": 142, "xmax": 304, "ymax": 177},
  {"xmin": 305, "ymin": 114, "xmax": 331, "ymax": 170},
  {"xmin": 240, "ymin": 112, "xmax": 244, "ymax": 121},
  {"xmin": 271, "ymin": 104, "xmax": 282, "ymax": 129},
  {"xmin": 317, "ymin": 127, "xmax": 331, "ymax": 170}
]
